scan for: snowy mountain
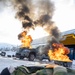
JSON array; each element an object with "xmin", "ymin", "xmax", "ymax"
[{"xmin": 0, "ymin": 43, "xmax": 16, "ymax": 49}]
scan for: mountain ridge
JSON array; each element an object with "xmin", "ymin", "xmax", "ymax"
[{"xmin": 0, "ymin": 43, "xmax": 16, "ymax": 48}]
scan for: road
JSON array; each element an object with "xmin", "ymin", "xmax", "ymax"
[
  {"xmin": 0, "ymin": 56, "xmax": 75, "ymax": 73},
  {"xmin": 0, "ymin": 56, "xmax": 51, "ymax": 72}
]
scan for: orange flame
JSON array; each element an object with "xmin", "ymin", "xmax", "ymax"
[
  {"xmin": 20, "ymin": 31, "xmax": 33, "ymax": 48},
  {"xmin": 48, "ymin": 43, "xmax": 72, "ymax": 62}
]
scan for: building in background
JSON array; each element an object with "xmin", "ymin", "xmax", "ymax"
[{"xmin": 60, "ymin": 29, "xmax": 75, "ymax": 60}]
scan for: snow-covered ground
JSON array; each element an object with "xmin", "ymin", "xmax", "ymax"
[
  {"xmin": 0, "ymin": 51, "xmax": 75, "ymax": 73},
  {"xmin": 0, "ymin": 50, "xmax": 16, "ymax": 57},
  {"xmin": 0, "ymin": 56, "xmax": 52, "ymax": 73},
  {"xmin": 71, "ymin": 60, "xmax": 75, "ymax": 69},
  {"xmin": 0, "ymin": 56, "xmax": 75, "ymax": 73}
]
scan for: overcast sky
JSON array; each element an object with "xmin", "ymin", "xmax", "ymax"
[
  {"xmin": 52, "ymin": 0, "xmax": 75, "ymax": 32},
  {"xmin": 0, "ymin": 0, "xmax": 75, "ymax": 45}
]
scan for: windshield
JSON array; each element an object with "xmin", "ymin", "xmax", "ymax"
[{"xmin": 16, "ymin": 48, "xmax": 23, "ymax": 53}]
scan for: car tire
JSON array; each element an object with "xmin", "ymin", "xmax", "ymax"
[
  {"xmin": 7, "ymin": 55, "xmax": 11, "ymax": 57},
  {"xmin": 28, "ymin": 53, "xmax": 35, "ymax": 61},
  {"xmin": 19, "ymin": 56, "xmax": 24, "ymax": 59},
  {"xmin": 1, "ymin": 52, "xmax": 6, "ymax": 56}
]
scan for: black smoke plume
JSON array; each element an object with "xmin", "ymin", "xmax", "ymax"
[
  {"xmin": 0, "ymin": 0, "xmax": 61, "ymax": 51},
  {"xmin": 11, "ymin": 0, "xmax": 61, "ymax": 47}
]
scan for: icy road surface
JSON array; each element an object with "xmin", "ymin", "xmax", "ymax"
[
  {"xmin": 0, "ymin": 56, "xmax": 75, "ymax": 73},
  {"xmin": 0, "ymin": 56, "xmax": 51, "ymax": 72}
]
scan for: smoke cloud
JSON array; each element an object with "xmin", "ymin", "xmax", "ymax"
[
  {"xmin": 11, "ymin": 0, "xmax": 60, "ymax": 40},
  {"xmin": 0, "ymin": 0, "xmax": 61, "ymax": 50}
]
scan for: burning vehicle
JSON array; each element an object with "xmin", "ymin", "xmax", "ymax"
[
  {"xmin": 48, "ymin": 43, "xmax": 72, "ymax": 67},
  {"xmin": 15, "ymin": 31, "xmax": 35, "ymax": 61},
  {"xmin": 15, "ymin": 47, "xmax": 36, "ymax": 61},
  {"xmin": 15, "ymin": 31, "xmax": 50, "ymax": 61}
]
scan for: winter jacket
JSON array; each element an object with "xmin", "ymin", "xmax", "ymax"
[{"xmin": 0, "ymin": 68, "xmax": 10, "ymax": 75}]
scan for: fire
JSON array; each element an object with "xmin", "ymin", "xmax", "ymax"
[
  {"xmin": 48, "ymin": 43, "xmax": 72, "ymax": 62},
  {"xmin": 18, "ymin": 31, "xmax": 33, "ymax": 48},
  {"xmin": 18, "ymin": 26, "xmax": 49, "ymax": 49}
]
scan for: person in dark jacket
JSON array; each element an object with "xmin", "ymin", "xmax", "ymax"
[
  {"xmin": 0, "ymin": 68, "xmax": 10, "ymax": 75},
  {"xmin": 0, "ymin": 66, "xmax": 15, "ymax": 75}
]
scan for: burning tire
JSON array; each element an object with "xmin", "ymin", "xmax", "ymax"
[{"xmin": 28, "ymin": 53, "xmax": 36, "ymax": 61}]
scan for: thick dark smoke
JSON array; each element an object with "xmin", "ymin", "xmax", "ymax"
[
  {"xmin": 11, "ymin": 0, "xmax": 61, "ymax": 48},
  {"xmin": 11, "ymin": 0, "xmax": 54, "ymax": 26},
  {"xmin": 0, "ymin": 0, "xmax": 61, "ymax": 51},
  {"xmin": 34, "ymin": 14, "xmax": 52, "ymax": 26}
]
